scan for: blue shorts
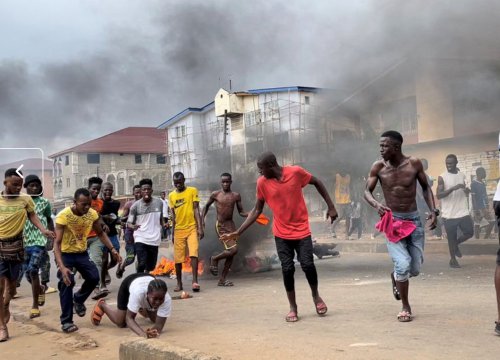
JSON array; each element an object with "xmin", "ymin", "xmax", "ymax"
[
  {"xmin": 24, "ymin": 245, "xmax": 46, "ymax": 276},
  {"xmin": 101, "ymin": 235, "xmax": 120, "ymax": 253},
  {"xmin": 0, "ymin": 260, "xmax": 22, "ymax": 281}
]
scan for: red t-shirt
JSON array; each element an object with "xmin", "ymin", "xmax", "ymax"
[
  {"xmin": 87, "ymin": 198, "xmax": 103, "ymax": 238},
  {"xmin": 256, "ymin": 165, "xmax": 312, "ymax": 239}
]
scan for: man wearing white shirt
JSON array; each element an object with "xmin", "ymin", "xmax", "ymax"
[
  {"xmin": 127, "ymin": 179, "xmax": 166, "ymax": 273},
  {"xmin": 437, "ymin": 154, "xmax": 474, "ymax": 268}
]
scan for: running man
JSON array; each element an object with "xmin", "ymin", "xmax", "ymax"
[
  {"xmin": 127, "ymin": 179, "xmax": 167, "ymax": 274},
  {"xmin": 0, "ymin": 169, "xmax": 55, "ymax": 342},
  {"xmin": 169, "ymin": 172, "xmax": 204, "ymax": 292},
  {"xmin": 99, "ymin": 182, "xmax": 121, "ymax": 294},
  {"xmin": 436, "ymin": 154, "xmax": 474, "ymax": 268},
  {"xmin": 116, "ymin": 184, "xmax": 142, "ymax": 278},
  {"xmin": 364, "ymin": 130, "xmax": 437, "ymax": 322},
  {"xmin": 222, "ymin": 152, "xmax": 337, "ymax": 322},
  {"xmin": 22, "ymin": 175, "xmax": 54, "ymax": 319},
  {"xmin": 202, "ymin": 173, "xmax": 247, "ymax": 287},
  {"xmin": 54, "ymin": 188, "xmax": 121, "ymax": 333},
  {"xmin": 91, "ymin": 273, "xmax": 171, "ymax": 338}
]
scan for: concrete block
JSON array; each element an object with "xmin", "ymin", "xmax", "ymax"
[{"xmin": 120, "ymin": 339, "xmax": 221, "ymax": 360}]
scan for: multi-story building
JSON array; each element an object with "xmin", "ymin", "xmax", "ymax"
[
  {"xmin": 49, "ymin": 127, "xmax": 168, "ymax": 207},
  {"xmin": 157, "ymin": 101, "xmax": 230, "ymax": 190},
  {"xmin": 334, "ymin": 58, "xmax": 500, "ymax": 192}
]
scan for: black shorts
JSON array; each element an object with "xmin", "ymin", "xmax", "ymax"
[{"xmin": 117, "ymin": 273, "xmax": 154, "ymax": 311}]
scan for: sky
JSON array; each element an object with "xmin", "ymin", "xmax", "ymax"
[{"xmin": 1, "ymin": 0, "xmax": 499, "ymax": 164}]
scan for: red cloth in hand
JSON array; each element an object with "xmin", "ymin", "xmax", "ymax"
[{"xmin": 375, "ymin": 210, "xmax": 416, "ymax": 243}]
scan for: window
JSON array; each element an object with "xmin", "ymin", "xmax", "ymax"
[
  {"xmin": 244, "ymin": 110, "xmax": 262, "ymax": 127},
  {"xmin": 179, "ymin": 153, "xmax": 189, "ymax": 164},
  {"xmin": 156, "ymin": 154, "xmax": 166, "ymax": 164},
  {"xmin": 304, "ymin": 96, "xmax": 310, "ymax": 105},
  {"xmin": 66, "ymin": 178, "xmax": 70, "ymax": 188},
  {"xmin": 65, "ymin": 155, "xmax": 69, "ymax": 166},
  {"xmin": 87, "ymin": 154, "xmax": 100, "ymax": 164},
  {"xmin": 135, "ymin": 154, "xmax": 142, "ymax": 164},
  {"xmin": 175, "ymin": 125, "xmax": 186, "ymax": 138}
]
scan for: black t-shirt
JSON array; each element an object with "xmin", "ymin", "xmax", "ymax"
[{"xmin": 101, "ymin": 199, "xmax": 120, "ymax": 236}]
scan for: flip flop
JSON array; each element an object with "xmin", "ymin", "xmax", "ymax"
[
  {"xmin": 397, "ymin": 310, "xmax": 413, "ymax": 322},
  {"xmin": 210, "ymin": 257, "xmax": 218, "ymax": 276},
  {"xmin": 62, "ymin": 323, "xmax": 79, "ymax": 333},
  {"xmin": 91, "ymin": 288, "xmax": 110, "ymax": 301},
  {"xmin": 285, "ymin": 311, "xmax": 299, "ymax": 322},
  {"xmin": 30, "ymin": 308, "xmax": 41, "ymax": 319},
  {"xmin": 38, "ymin": 285, "xmax": 46, "ymax": 306},
  {"xmin": 217, "ymin": 280, "xmax": 234, "ymax": 287},
  {"xmin": 391, "ymin": 273, "xmax": 401, "ymax": 301},
  {"xmin": 192, "ymin": 283, "xmax": 201, "ymax": 292},
  {"xmin": 315, "ymin": 300, "xmax": 328, "ymax": 316},
  {"xmin": 91, "ymin": 299, "xmax": 106, "ymax": 326}
]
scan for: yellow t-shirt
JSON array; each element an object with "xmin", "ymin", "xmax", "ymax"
[
  {"xmin": 0, "ymin": 193, "xmax": 35, "ymax": 239},
  {"xmin": 56, "ymin": 207, "xmax": 99, "ymax": 253},
  {"xmin": 169, "ymin": 187, "xmax": 199, "ymax": 230}
]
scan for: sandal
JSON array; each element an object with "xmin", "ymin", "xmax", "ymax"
[
  {"xmin": 62, "ymin": 323, "xmax": 79, "ymax": 333},
  {"xmin": 210, "ymin": 257, "xmax": 219, "ymax": 276},
  {"xmin": 217, "ymin": 280, "xmax": 234, "ymax": 287},
  {"xmin": 391, "ymin": 273, "xmax": 401, "ymax": 301},
  {"xmin": 0, "ymin": 326, "xmax": 8, "ymax": 342},
  {"xmin": 91, "ymin": 288, "xmax": 109, "ymax": 301},
  {"xmin": 74, "ymin": 302, "xmax": 87, "ymax": 317},
  {"xmin": 315, "ymin": 299, "xmax": 328, "ymax": 316},
  {"xmin": 30, "ymin": 308, "xmax": 41, "ymax": 319},
  {"xmin": 397, "ymin": 310, "xmax": 413, "ymax": 322},
  {"xmin": 285, "ymin": 311, "xmax": 299, "ymax": 322},
  {"xmin": 192, "ymin": 282, "xmax": 201, "ymax": 292},
  {"xmin": 38, "ymin": 285, "xmax": 46, "ymax": 306},
  {"xmin": 91, "ymin": 299, "xmax": 106, "ymax": 326}
]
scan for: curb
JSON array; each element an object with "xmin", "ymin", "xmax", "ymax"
[{"xmin": 120, "ymin": 339, "xmax": 221, "ymax": 360}]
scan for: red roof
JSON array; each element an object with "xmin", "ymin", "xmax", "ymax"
[{"xmin": 49, "ymin": 127, "xmax": 166, "ymax": 158}]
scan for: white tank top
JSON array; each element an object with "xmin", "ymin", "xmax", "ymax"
[{"xmin": 440, "ymin": 171, "xmax": 469, "ymax": 219}]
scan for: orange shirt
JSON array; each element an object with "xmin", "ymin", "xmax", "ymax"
[
  {"xmin": 87, "ymin": 198, "xmax": 103, "ymax": 238},
  {"xmin": 256, "ymin": 166, "xmax": 312, "ymax": 239}
]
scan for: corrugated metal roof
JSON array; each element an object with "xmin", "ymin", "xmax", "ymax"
[
  {"xmin": 49, "ymin": 127, "xmax": 166, "ymax": 158},
  {"xmin": 157, "ymin": 87, "xmax": 321, "ymax": 130},
  {"xmin": 157, "ymin": 101, "xmax": 215, "ymax": 129}
]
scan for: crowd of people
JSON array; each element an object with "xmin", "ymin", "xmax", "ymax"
[{"xmin": 1, "ymin": 129, "xmax": 499, "ymax": 343}]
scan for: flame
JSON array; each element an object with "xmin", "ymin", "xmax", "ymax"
[{"xmin": 150, "ymin": 256, "xmax": 204, "ymax": 276}]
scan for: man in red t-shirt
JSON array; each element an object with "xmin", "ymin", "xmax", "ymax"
[{"xmin": 222, "ymin": 152, "xmax": 338, "ymax": 322}]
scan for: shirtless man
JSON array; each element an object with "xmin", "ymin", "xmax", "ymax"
[
  {"xmin": 365, "ymin": 130, "xmax": 437, "ymax": 322},
  {"xmin": 202, "ymin": 173, "xmax": 247, "ymax": 287}
]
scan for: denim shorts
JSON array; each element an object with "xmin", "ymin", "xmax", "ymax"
[
  {"xmin": 23, "ymin": 245, "xmax": 46, "ymax": 275},
  {"xmin": 386, "ymin": 211, "xmax": 425, "ymax": 282}
]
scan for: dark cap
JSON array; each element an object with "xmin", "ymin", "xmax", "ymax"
[{"xmin": 24, "ymin": 174, "xmax": 42, "ymax": 188}]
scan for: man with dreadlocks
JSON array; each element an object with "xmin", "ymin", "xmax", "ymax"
[{"xmin": 90, "ymin": 273, "xmax": 171, "ymax": 338}]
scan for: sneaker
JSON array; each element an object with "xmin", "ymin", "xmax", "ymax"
[{"xmin": 449, "ymin": 258, "xmax": 461, "ymax": 268}]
